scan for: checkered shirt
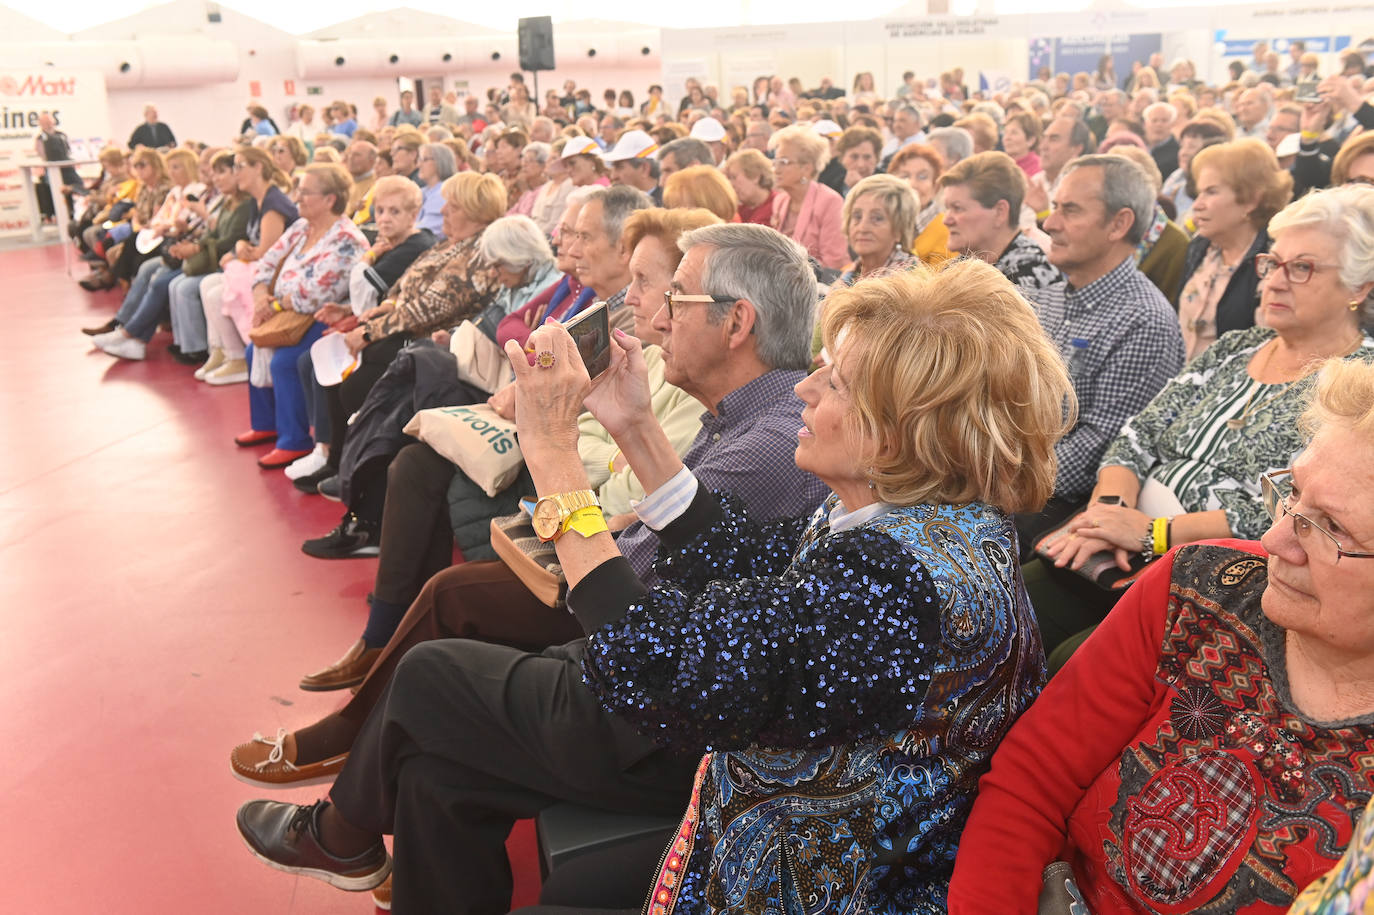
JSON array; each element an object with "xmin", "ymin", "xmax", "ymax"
[
  {"xmin": 1033, "ymin": 254, "xmax": 1186, "ymax": 500},
  {"xmin": 614, "ymin": 370, "xmax": 829, "ymax": 582}
]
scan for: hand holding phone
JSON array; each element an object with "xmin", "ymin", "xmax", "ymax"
[{"xmin": 561, "ymin": 301, "xmax": 611, "ymax": 379}]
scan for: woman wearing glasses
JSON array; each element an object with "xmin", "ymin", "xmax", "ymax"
[
  {"xmin": 1035, "ymin": 185, "xmax": 1374, "ymax": 655},
  {"xmin": 951, "ymin": 355, "xmax": 1374, "ymax": 915}
]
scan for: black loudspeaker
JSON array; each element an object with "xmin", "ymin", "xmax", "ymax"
[{"xmin": 518, "ymin": 16, "xmax": 555, "ymax": 71}]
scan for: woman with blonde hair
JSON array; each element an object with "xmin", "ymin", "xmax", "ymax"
[
  {"xmin": 1176, "ymin": 137, "xmax": 1293, "ymax": 358},
  {"xmin": 79, "ymin": 147, "xmax": 169, "ymax": 293},
  {"xmin": 723, "ymin": 148, "xmax": 781, "ymax": 226},
  {"xmin": 768, "ymin": 124, "xmax": 846, "ymax": 268},
  {"xmin": 662, "ymin": 164, "xmax": 738, "ymax": 222},
  {"xmin": 837, "ymin": 173, "xmax": 919, "ymax": 286},
  {"xmin": 1333, "ymin": 132, "xmax": 1374, "ymax": 185},
  {"xmin": 97, "ymin": 148, "xmax": 203, "ymax": 297}
]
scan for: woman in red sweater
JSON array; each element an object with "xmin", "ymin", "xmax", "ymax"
[{"xmin": 949, "ymin": 357, "xmax": 1374, "ymax": 914}]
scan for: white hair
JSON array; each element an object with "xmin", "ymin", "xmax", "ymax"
[
  {"xmin": 479, "ymin": 215, "xmax": 554, "ymax": 271},
  {"xmin": 1269, "ymin": 184, "xmax": 1374, "ymax": 293}
]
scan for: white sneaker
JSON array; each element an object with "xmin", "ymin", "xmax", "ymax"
[
  {"xmin": 99, "ymin": 335, "xmax": 146, "ymax": 361},
  {"xmin": 91, "ymin": 329, "xmax": 121, "ymax": 347},
  {"xmin": 206, "ymin": 357, "xmax": 249, "ymax": 385},
  {"xmin": 284, "ymin": 445, "xmax": 328, "ymax": 480},
  {"xmin": 195, "ymin": 347, "xmax": 226, "ymax": 381}
]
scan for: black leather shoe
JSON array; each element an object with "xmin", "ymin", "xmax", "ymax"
[{"xmin": 236, "ymin": 800, "xmax": 390, "ymax": 891}]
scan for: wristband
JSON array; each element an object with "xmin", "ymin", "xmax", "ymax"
[
  {"xmin": 1036, "ymin": 208, "xmax": 1050, "ymax": 221},
  {"xmin": 270, "ymin": 298, "xmax": 283, "ymax": 313},
  {"xmin": 1152, "ymin": 516, "xmax": 1170, "ymax": 556},
  {"xmin": 563, "ymin": 506, "xmax": 609, "ymax": 539},
  {"xmin": 1300, "ymin": 129, "xmax": 1321, "ymax": 141},
  {"xmin": 608, "ymin": 450, "xmax": 621, "ymax": 474}
]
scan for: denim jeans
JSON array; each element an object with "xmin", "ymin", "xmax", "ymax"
[{"xmin": 168, "ymin": 273, "xmax": 208, "ymax": 352}]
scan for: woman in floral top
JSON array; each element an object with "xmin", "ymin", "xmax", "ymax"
[
  {"xmin": 1036, "ymin": 185, "xmax": 1374, "ymax": 653},
  {"xmin": 240, "ymin": 163, "xmax": 369, "ymax": 469}
]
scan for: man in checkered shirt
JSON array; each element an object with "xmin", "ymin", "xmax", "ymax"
[{"xmin": 1015, "ymin": 154, "xmax": 1186, "ymax": 554}]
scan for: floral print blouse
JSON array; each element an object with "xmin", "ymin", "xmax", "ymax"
[{"xmin": 253, "ymin": 216, "xmax": 370, "ymax": 315}]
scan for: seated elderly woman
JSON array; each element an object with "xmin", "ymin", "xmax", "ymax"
[
  {"xmin": 233, "ymin": 232, "xmax": 1073, "ymax": 911},
  {"xmin": 768, "ymin": 124, "xmax": 847, "ymax": 269},
  {"xmin": 283, "ymin": 175, "xmax": 440, "ymax": 484},
  {"xmin": 1002, "ymin": 110, "xmax": 1044, "ymax": 178},
  {"xmin": 229, "ymin": 207, "xmax": 721, "ymax": 783},
  {"xmin": 1160, "ymin": 118, "xmax": 1230, "ymax": 220},
  {"xmin": 1031, "ymin": 185, "xmax": 1374, "ymax": 658},
  {"xmin": 1175, "ymin": 138, "xmax": 1293, "ymax": 359},
  {"xmin": 723, "ymin": 148, "xmax": 781, "ymax": 226},
  {"xmin": 835, "ymin": 173, "xmax": 919, "ymax": 287},
  {"xmin": 415, "ymin": 142, "xmax": 457, "ymax": 238},
  {"xmin": 507, "ymin": 141, "xmax": 551, "ymax": 219},
  {"xmin": 1334, "ymin": 133, "xmax": 1374, "ymax": 186},
  {"xmin": 529, "ymin": 138, "xmax": 572, "ymax": 236},
  {"xmin": 833, "ymin": 125, "xmax": 883, "ymax": 197},
  {"xmin": 79, "ymin": 148, "xmax": 174, "ymax": 292},
  {"xmin": 888, "ymin": 143, "xmax": 953, "ymax": 265},
  {"xmin": 662, "ymin": 163, "xmax": 738, "ymax": 222},
  {"xmin": 93, "ymin": 150, "xmax": 248, "ymax": 361},
  {"xmin": 950, "ymin": 354, "xmax": 1374, "ymax": 914},
  {"xmin": 236, "ymin": 163, "xmax": 369, "ymax": 469},
  {"xmin": 269, "ymin": 136, "xmax": 308, "ymax": 197}
]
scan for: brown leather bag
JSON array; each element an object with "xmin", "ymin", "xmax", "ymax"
[{"xmin": 247, "ymin": 239, "xmax": 315, "ymax": 348}]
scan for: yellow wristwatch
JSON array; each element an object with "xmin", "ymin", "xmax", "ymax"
[{"xmin": 532, "ymin": 490, "xmax": 607, "ymax": 542}]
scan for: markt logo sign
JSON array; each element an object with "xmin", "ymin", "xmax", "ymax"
[{"xmin": 0, "ymin": 75, "xmax": 78, "ymax": 97}]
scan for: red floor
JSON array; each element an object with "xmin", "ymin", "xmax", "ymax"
[{"xmin": 0, "ymin": 245, "xmax": 538, "ymax": 912}]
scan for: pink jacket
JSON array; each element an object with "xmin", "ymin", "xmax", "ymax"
[{"xmin": 771, "ymin": 180, "xmax": 847, "ymax": 269}]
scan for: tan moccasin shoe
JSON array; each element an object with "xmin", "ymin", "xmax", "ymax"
[
  {"xmin": 230, "ymin": 728, "xmax": 348, "ymax": 789},
  {"xmin": 299, "ymin": 639, "xmax": 382, "ymax": 692}
]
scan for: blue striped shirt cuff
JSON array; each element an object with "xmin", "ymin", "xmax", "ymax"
[{"xmin": 632, "ymin": 466, "xmax": 698, "ymax": 531}]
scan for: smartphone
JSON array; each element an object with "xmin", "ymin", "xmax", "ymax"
[
  {"xmin": 563, "ymin": 300, "xmax": 611, "ymax": 379},
  {"xmin": 1296, "ymin": 80, "xmax": 1321, "ymax": 104}
]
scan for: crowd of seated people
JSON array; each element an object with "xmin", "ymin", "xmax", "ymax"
[{"xmin": 53, "ymin": 47, "xmax": 1374, "ymax": 911}]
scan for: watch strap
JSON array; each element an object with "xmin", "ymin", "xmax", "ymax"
[{"xmin": 551, "ymin": 489, "xmax": 599, "ymax": 514}]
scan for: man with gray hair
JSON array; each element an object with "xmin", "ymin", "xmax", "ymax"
[
  {"xmin": 1016, "ymin": 154, "xmax": 1185, "ymax": 550},
  {"xmin": 1235, "ymin": 86, "xmax": 1274, "ymax": 139},
  {"xmin": 657, "ymin": 136, "xmax": 714, "ymax": 187},
  {"xmin": 880, "ymin": 105, "xmax": 926, "ymax": 167},
  {"xmin": 565, "ymin": 184, "xmax": 652, "ymax": 311},
  {"xmin": 1142, "ymin": 101, "xmax": 1179, "ymax": 178},
  {"xmin": 234, "ymin": 222, "xmax": 830, "ymax": 911}
]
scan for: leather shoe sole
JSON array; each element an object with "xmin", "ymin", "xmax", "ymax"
[
  {"xmin": 236, "ymin": 800, "xmax": 390, "ymax": 892},
  {"xmin": 299, "ymin": 643, "xmax": 382, "ymax": 692}
]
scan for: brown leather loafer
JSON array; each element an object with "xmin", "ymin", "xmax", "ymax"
[
  {"xmin": 299, "ymin": 639, "xmax": 382, "ymax": 692},
  {"xmin": 230, "ymin": 728, "xmax": 349, "ymax": 789},
  {"xmin": 236, "ymin": 799, "xmax": 390, "ymax": 891},
  {"xmin": 372, "ymin": 874, "xmax": 392, "ymax": 910},
  {"xmin": 82, "ymin": 318, "xmax": 118, "ymax": 336}
]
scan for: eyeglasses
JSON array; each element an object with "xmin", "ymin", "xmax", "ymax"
[
  {"xmin": 1254, "ymin": 253, "xmax": 1339, "ymax": 285},
  {"xmin": 774, "ymin": 157, "xmax": 796, "ymax": 167},
  {"xmin": 662, "ymin": 291, "xmax": 735, "ymax": 319},
  {"xmin": 1261, "ymin": 468, "xmax": 1374, "ymax": 563}
]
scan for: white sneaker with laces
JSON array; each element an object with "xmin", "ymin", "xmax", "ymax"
[
  {"xmin": 195, "ymin": 347, "xmax": 226, "ymax": 381},
  {"xmin": 99, "ymin": 334, "xmax": 147, "ymax": 361},
  {"xmin": 285, "ymin": 445, "xmax": 329, "ymax": 480}
]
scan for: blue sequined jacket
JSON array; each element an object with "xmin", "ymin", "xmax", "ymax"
[{"xmin": 567, "ymin": 488, "xmax": 1047, "ymax": 914}]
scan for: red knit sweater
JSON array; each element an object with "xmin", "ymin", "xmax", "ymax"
[{"xmin": 949, "ymin": 541, "xmax": 1374, "ymax": 914}]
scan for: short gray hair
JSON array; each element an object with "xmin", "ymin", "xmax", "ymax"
[
  {"xmin": 678, "ymin": 223, "xmax": 816, "ymax": 371},
  {"xmin": 422, "ymin": 143, "xmax": 457, "ymax": 182},
  {"xmin": 426, "ymin": 126, "xmax": 454, "ymax": 141},
  {"xmin": 1061, "ymin": 154, "xmax": 1156, "ymax": 246},
  {"xmin": 479, "ymin": 214, "xmax": 554, "ymax": 272},
  {"xmin": 585, "ymin": 184, "xmax": 652, "ymax": 245},
  {"xmin": 927, "ymin": 127, "xmax": 973, "ymax": 166},
  {"xmin": 971, "ymin": 100, "xmax": 1005, "ymax": 126},
  {"xmin": 523, "ymin": 141, "xmax": 552, "ymax": 166},
  {"xmin": 1269, "ymin": 184, "xmax": 1374, "ymax": 293},
  {"xmin": 659, "ymin": 137, "xmax": 714, "ymax": 170}
]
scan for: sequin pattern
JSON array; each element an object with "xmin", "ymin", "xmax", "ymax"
[{"xmin": 585, "ymin": 493, "xmax": 1045, "ymax": 913}]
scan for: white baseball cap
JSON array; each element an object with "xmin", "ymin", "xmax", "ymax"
[
  {"xmin": 561, "ymin": 135, "xmax": 602, "ymax": 159},
  {"xmin": 689, "ymin": 116, "xmax": 726, "ymax": 142},
  {"xmin": 812, "ymin": 119, "xmax": 843, "ymax": 139},
  {"xmin": 602, "ymin": 129, "xmax": 659, "ymax": 162}
]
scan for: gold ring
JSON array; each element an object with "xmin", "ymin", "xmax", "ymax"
[{"xmin": 536, "ymin": 350, "xmax": 556, "ymax": 368}]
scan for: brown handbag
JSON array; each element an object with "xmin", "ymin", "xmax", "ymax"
[{"xmin": 247, "ymin": 239, "xmax": 315, "ymax": 348}]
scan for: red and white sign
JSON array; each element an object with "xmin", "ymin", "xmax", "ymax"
[{"xmin": 0, "ymin": 69, "xmax": 110, "ymax": 238}]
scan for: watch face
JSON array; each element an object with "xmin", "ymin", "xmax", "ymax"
[{"xmin": 532, "ymin": 499, "xmax": 563, "ymax": 540}]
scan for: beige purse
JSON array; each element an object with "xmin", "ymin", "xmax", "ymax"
[
  {"xmin": 450, "ymin": 317, "xmax": 515, "ymax": 394},
  {"xmin": 488, "ymin": 511, "xmax": 566, "ymax": 607}
]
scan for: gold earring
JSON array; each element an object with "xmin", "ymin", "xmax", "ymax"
[{"xmin": 1351, "ymin": 299, "xmax": 1363, "ymax": 312}]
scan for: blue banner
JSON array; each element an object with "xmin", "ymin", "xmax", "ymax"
[{"xmin": 1029, "ymin": 34, "xmax": 1162, "ymax": 82}]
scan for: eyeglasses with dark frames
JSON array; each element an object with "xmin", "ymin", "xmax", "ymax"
[
  {"xmin": 1261, "ymin": 468, "xmax": 1374, "ymax": 563},
  {"xmin": 662, "ymin": 291, "xmax": 736, "ymax": 319},
  {"xmin": 1253, "ymin": 253, "xmax": 1340, "ymax": 285}
]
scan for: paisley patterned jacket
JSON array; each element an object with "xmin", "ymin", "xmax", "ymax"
[{"xmin": 572, "ymin": 490, "xmax": 1046, "ymax": 914}]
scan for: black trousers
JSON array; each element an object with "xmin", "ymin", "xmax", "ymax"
[
  {"xmin": 372, "ymin": 441, "xmax": 457, "ymax": 607},
  {"xmin": 329, "ymin": 638, "xmax": 696, "ymax": 915},
  {"xmin": 326, "ymin": 333, "xmax": 410, "ymax": 469}
]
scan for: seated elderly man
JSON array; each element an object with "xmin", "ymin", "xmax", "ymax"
[
  {"xmin": 343, "ymin": 140, "xmax": 377, "ymax": 218},
  {"xmin": 657, "ymin": 137, "xmax": 714, "ymax": 190},
  {"xmin": 1015, "ymin": 154, "xmax": 1186, "ymax": 550},
  {"xmin": 235, "ymin": 223, "xmax": 831, "ymax": 913},
  {"xmin": 939, "ymin": 151, "xmax": 1065, "ymax": 304},
  {"xmin": 1142, "ymin": 101, "xmax": 1180, "ymax": 179}
]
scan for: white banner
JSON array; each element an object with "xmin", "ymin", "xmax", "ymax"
[{"xmin": 0, "ymin": 70, "xmax": 111, "ymax": 238}]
